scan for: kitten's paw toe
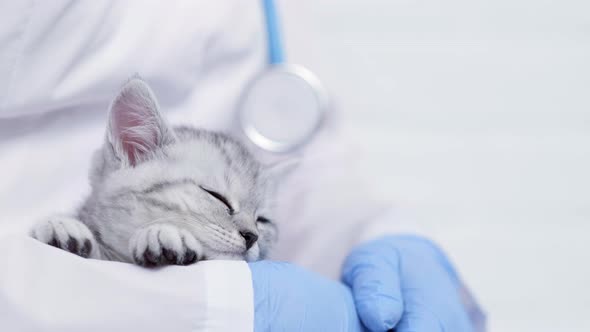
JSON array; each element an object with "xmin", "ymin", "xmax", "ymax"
[
  {"xmin": 130, "ymin": 225, "xmax": 202, "ymax": 267},
  {"xmin": 31, "ymin": 216, "xmax": 98, "ymax": 258}
]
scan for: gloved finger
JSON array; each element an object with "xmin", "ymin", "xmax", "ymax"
[
  {"xmin": 342, "ymin": 239, "xmax": 403, "ymax": 331},
  {"xmin": 391, "ymin": 236, "xmax": 474, "ymax": 332},
  {"xmin": 394, "ymin": 287, "xmax": 472, "ymax": 332},
  {"xmin": 393, "ymin": 288, "xmax": 443, "ymax": 332}
]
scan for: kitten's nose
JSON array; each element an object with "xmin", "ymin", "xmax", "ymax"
[{"xmin": 240, "ymin": 231, "xmax": 258, "ymax": 250}]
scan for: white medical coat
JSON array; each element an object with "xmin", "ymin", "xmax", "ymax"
[{"xmin": 0, "ymin": 1, "xmax": 405, "ymax": 331}]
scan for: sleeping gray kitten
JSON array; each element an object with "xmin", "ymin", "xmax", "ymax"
[{"xmin": 30, "ymin": 77, "xmax": 281, "ymax": 266}]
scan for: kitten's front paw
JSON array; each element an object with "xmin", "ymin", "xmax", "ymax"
[
  {"xmin": 130, "ymin": 224, "xmax": 202, "ymax": 267},
  {"xmin": 31, "ymin": 216, "xmax": 99, "ymax": 258}
]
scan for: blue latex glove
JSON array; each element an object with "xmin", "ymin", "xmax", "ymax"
[
  {"xmin": 249, "ymin": 261, "xmax": 365, "ymax": 332},
  {"xmin": 342, "ymin": 235, "xmax": 486, "ymax": 332}
]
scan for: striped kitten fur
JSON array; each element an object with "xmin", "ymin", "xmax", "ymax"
[{"xmin": 31, "ymin": 77, "xmax": 282, "ymax": 266}]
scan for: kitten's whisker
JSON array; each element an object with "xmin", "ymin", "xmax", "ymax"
[{"xmin": 143, "ymin": 216, "xmax": 184, "ymax": 226}]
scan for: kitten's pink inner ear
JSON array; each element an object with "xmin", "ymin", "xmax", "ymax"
[
  {"xmin": 112, "ymin": 108, "xmax": 158, "ymax": 166},
  {"xmin": 109, "ymin": 79, "xmax": 164, "ymax": 166}
]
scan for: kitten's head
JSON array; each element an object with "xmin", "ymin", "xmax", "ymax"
[{"xmin": 87, "ymin": 77, "xmax": 284, "ymax": 262}]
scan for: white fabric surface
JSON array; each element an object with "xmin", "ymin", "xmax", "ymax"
[{"xmin": 1, "ymin": 236, "xmax": 253, "ymax": 332}]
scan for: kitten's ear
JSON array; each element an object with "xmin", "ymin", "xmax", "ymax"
[{"xmin": 106, "ymin": 77, "xmax": 175, "ymax": 166}]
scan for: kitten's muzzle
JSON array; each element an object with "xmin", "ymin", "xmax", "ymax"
[{"xmin": 240, "ymin": 231, "xmax": 258, "ymax": 250}]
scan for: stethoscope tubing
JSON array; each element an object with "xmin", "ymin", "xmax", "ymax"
[{"xmin": 262, "ymin": 0, "xmax": 285, "ymax": 64}]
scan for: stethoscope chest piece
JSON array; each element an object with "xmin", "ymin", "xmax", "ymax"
[{"xmin": 239, "ymin": 64, "xmax": 328, "ymax": 153}]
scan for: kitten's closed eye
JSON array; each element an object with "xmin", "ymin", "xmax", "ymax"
[
  {"xmin": 257, "ymin": 216, "xmax": 271, "ymax": 224},
  {"xmin": 199, "ymin": 186, "xmax": 234, "ymax": 214}
]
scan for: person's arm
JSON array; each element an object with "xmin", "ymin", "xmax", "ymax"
[{"xmin": 1, "ymin": 235, "xmax": 253, "ymax": 331}]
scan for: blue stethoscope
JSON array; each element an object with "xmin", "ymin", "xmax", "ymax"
[{"xmin": 238, "ymin": 0, "xmax": 329, "ymax": 153}]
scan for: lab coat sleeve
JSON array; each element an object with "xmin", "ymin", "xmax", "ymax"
[{"xmin": 0, "ymin": 235, "xmax": 254, "ymax": 332}]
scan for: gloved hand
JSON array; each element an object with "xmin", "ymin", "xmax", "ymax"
[
  {"xmin": 342, "ymin": 235, "xmax": 486, "ymax": 332},
  {"xmin": 249, "ymin": 261, "xmax": 365, "ymax": 332}
]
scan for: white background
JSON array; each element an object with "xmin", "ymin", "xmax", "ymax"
[{"xmin": 283, "ymin": 1, "xmax": 590, "ymax": 331}]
